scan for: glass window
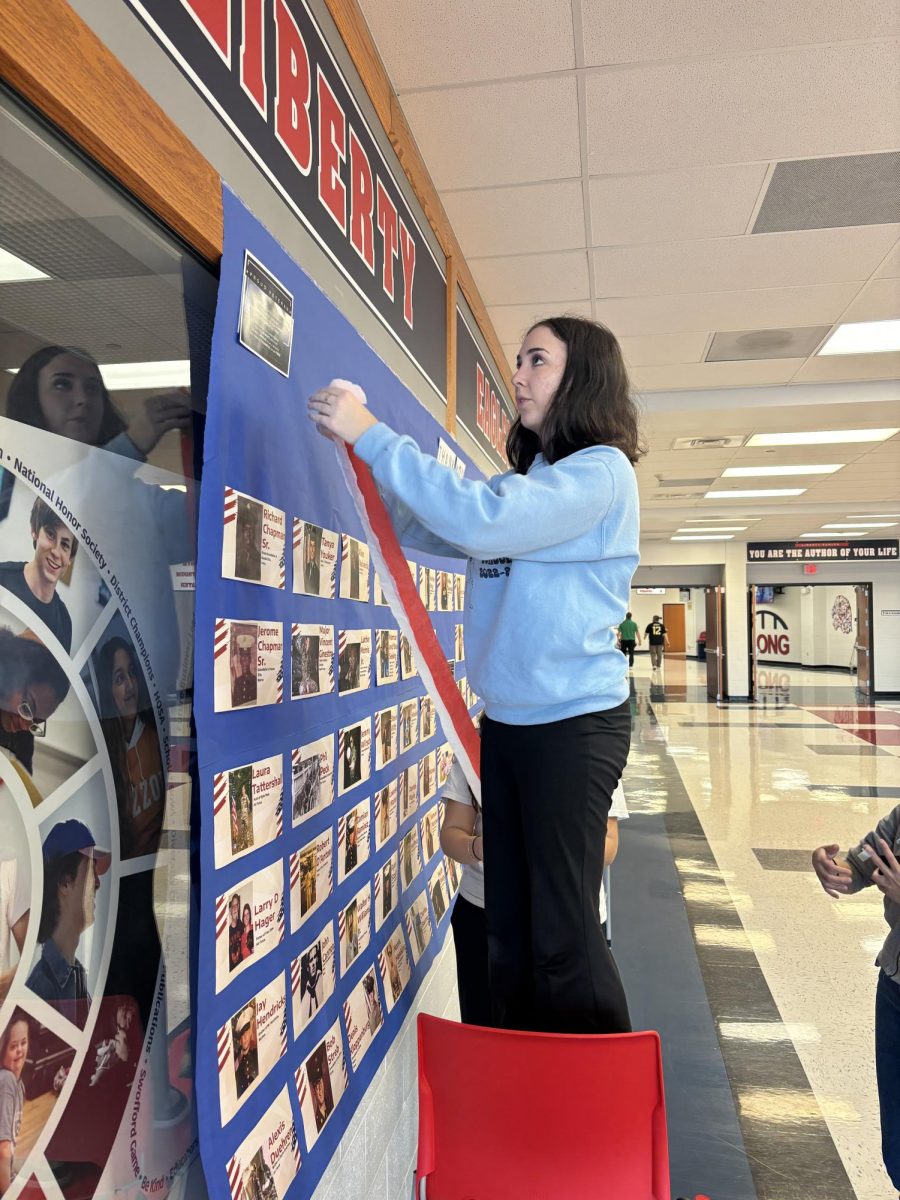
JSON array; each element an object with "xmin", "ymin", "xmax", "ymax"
[{"xmin": 0, "ymin": 90, "xmax": 213, "ymax": 1198}]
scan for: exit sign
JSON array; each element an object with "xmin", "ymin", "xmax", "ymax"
[{"xmin": 803, "ymin": 564, "xmax": 817, "ymax": 575}]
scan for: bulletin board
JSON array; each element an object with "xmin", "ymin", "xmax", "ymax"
[{"xmin": 194, "ymin": 186, "xmax": 479, "ymax": 1200}]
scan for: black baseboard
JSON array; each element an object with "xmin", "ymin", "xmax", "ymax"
[{"xmin": 757, "ymin": 659, "xmax": 854, "ymax": 674}]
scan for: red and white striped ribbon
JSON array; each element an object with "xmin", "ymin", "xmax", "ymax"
[{"xmin": 333, "ymin": 435, "xmax": 480, "ymax": 803}]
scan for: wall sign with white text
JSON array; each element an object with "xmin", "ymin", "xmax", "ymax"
[
  {"xmin": 748, "ymin": 540, "xmax": 899, "ymax": 563},
  {"xmin": 124, "ymin": 0, "xmax": 448, "ymax": 396}
]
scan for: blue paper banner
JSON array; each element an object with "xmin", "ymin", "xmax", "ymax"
[{"xmin": 194, "ymin": 185, "xmax": 479, "ymax": 1200}]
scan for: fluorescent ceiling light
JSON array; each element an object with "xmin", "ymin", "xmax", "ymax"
[
  {"xmin": 853, "ymin": 513, "xmax": 900, "ymax": 518},
  {"xmin": 705, "ymin": 488, "xmax": 806, "ymax": 499},
  {"xmin": 671, "ymin": 534, "xmax": 734, "ymax": 541},
  {"xmin": 676, "ymin": 526, "xmax": 747, "ymax": 532},
  {"xmin": 0, "ymin": 246, "xmax": 50, "ymax": 283},
  {"xmin": 721, "ymin": 464, "xmax": 842, "ymax": 478},
  {"xmin": 98, "ymin": 361, "xmax": 191, "ymax": 390},
  {"xmin": 684, "ymin": 517, "xmax": 761, "ymax": 523},
  {"xmin": 817, "ymin": 319, "xmax": 900, "ymax": 356},
  {"xmin": 822, "ymin": 522, "xmax": 896, "ymax": 529},
  {"xmin": 799, "ymin": 533, "xmax": 866, "ymax": 539},
  {"xmin": 6, "ymin": 359, "xmax": 191, "ymax": 391},
  {"xmin": 747, "ymin": 429, "xmax": 899, "ymax": 447}
]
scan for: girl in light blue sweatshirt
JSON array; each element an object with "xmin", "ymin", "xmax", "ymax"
[{"xmin": 309, "ymin": 316, "xmax": 642, "ymax": 1035}]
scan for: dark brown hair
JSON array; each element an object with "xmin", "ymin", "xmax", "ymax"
[
  {"xmin": 30, "ymin": 497, "xmax": 78, "ymax": 561},
  {"xmin": 6, "ymin": 345, "xmax": 125, "ymax": 444},
  {"xmin": 506, "ymin": 317, "xmax": 645, "ymax": 474}
]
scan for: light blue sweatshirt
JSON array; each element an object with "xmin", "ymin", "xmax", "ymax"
[{"xmin": 354, "ymin": 422, "xmax": 639, "ymax": 725}]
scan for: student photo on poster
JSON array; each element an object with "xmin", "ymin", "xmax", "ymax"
[
  {"xmin": 0, "ymin": 615, "xmax": 84, "ymax": 803},
  {"xmin": 216, "ymin": 863, "xmax": 283, "ymax": 992},
  {"xmin": 290, "ymin": 831, "xmax": 332, "ymax": 933},
  {"xmin": 337, "ymin": 630, "xmax": 370, "ymax": 696},
  {"xmin": 232, "ymin": 1000, "xmax": 259, "ymax": 1099},
  {"xmin": 399, "ymin": 699, "xmax": 417, "ymax": 754},
  {"xmin": 84, "ymin": 623, "xmax": 165, "ymax": 860},
  {"xmin": 228, "ymin": 1091, "xmax": 299, "ymax": 1200},
  {"xmin": 27, "ymin": 808, "xmax": 112, "ymax": 1029},
  {"xmin": 380, "ymin": 932, "xmax": 408, "ymax": 1009},
  {"xmin": 229, "ymin": 766, "xmax": 254, "ymax": 856},
  {"xmin": 0, "ymin": 1006, "xmax": 76, "ymax": 1189},
  {"xmin": 0, "ymin": 496, "xmax": 79, "ymax": 653},
  {"xmin": 234, "ymin": 495, "xmax": 263, "ymax": 582},
  {"xmin": 292, "ymin": 923, "xmax": 336, "ymax": 1037}
]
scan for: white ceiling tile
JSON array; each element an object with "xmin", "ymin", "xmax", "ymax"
[
  {"xmin": 584, "ymin": 42, "xmax": 900, "ymax": 173},
  {"xmin": 591, "ymin": 226, "xmax": 899, "ymax": 298},
  {"xmin": 619, "ymin": 332, "xmax": 710, "ymax": 367},
  {"xmin": 444, "ymin": 181, "xmax": 586, "ymax": 259},
  {"xmin": 487, "ymin": 300, "xmax": 593, "ymax": 345},
  {"xmin": 593, "ymin": 282, "xmax": 859, "ymax": 337},
  {"xmin": 876, "ymin": 241, "xmax": 900, "ymax": 279},
  {"xmin": 359, "ymin": 0, "xmax": 575, "ymax": 91},
  {"xmin": 631, "ymin": 360, "xmax": 806, "ymax": 391},
  {"xmin": 400, "ymin": 76, "xmax": 581, "ymax": 189},
  {"xmin": 588, "ymin": 164, "xmax": 768, "ymax": 245},
  {"xmin": 470, "ymin": 251, "xmax": 590, "ymax": 306},
  {"xmin": 580, "ymin": 0, "xmax": 899, "ymax": 66},
  {"xmin": 792, "ymin": 351, "xmax": 900, "ymax": 383},
  {"xmin": 840, "ymin": 277, "xmax": 900, "ymax": 322}
]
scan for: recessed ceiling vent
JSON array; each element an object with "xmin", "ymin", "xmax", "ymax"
[
  {"xmin": 706, "ymin": 327, "xmax": 831, "ymax": 362},
  {"xmin": 671, "ymin": 435, "xmax": 746, "ymax": 450},
  {"xmin": 753, "ymin": 151, "xmax": 900, "ymax": 233}
]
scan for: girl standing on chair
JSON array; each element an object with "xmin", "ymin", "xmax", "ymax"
[{"xmin": 309, "ymin": 316, "xmax": 642, "ymax": 1034}]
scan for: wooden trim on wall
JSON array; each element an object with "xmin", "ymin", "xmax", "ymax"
[
  {"xmin": 323, "ymin": 0, "xmax": 514, "ymax": 395},
  {"xmin": 0, "ymin": 0, "xmax": 223, "ymax": 262},
  {"xmin": 444, "ymin": 258, "xmax": 458, "ymax": 436}
]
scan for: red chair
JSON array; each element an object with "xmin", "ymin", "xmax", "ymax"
[{"xmin": 414, "ymin": 1014, "xmax": 670, "ymax": 1199}]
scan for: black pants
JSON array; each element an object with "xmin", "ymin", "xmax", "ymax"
[
  {"xmin": 619, "ymin": 639, "xmax": 636, "ymax": 667},
  {"xmin": 482, "ymin": 704, "xmax": 632, "ymax": 1034},
  {"xmin": 450, "ymin": 895, "xmax": 492, "ymax": 1026}
]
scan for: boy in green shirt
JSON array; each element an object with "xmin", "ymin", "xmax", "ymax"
[{"xmin": 617, "ymin": 613, "xmax": 640, "ymax": 669}]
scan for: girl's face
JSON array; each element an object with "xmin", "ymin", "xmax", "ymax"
[
  {"xmin": 111, "ymin": 648, "xmax": 138, "ymax": 720},
  {"xmin": 1, "ymin": 680, "xmax": 59, "ymax": 734},
  {"xmin": 37, "ymin": 353, "xmax": 106, "ymax": 444},
  {"xmin": 242, "ymin": 905, "xmax": 252, "ymax": 930},
  {"xmin": 512, "ymin": 325, "xmax": 567, "ymax": 434},
  {"xmin": 2, "ymin": 1020, "xmax": 29, "ymax": 1077}
]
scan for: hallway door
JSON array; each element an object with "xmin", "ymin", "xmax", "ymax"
[
  {"xmin": 854, "ymin": 584, "xmax": 873, "ymax": 696},
  {"xmin": 705, "ymin": 587, "xmax": 726, "ymax": 701},
  {"xmin": 662, "ymin": 603, "xmax": 686, "ymax": 653}
]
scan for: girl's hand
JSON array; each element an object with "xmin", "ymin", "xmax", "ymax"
[
  {"xmin": 869, "ymin": 839, "xmax": 900, "ymax": 905},
  {"xmin": 308, "ymin": 381, "xmax": 377, "ymax": 444},
  {"xmin": 811, "ymin": 843, "xmax": 853, "ymax": 898}
]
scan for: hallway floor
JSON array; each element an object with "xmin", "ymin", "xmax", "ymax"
[{"xmin": 614, "ymin": 654, "xmax": 899, "ymax": 1200}]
